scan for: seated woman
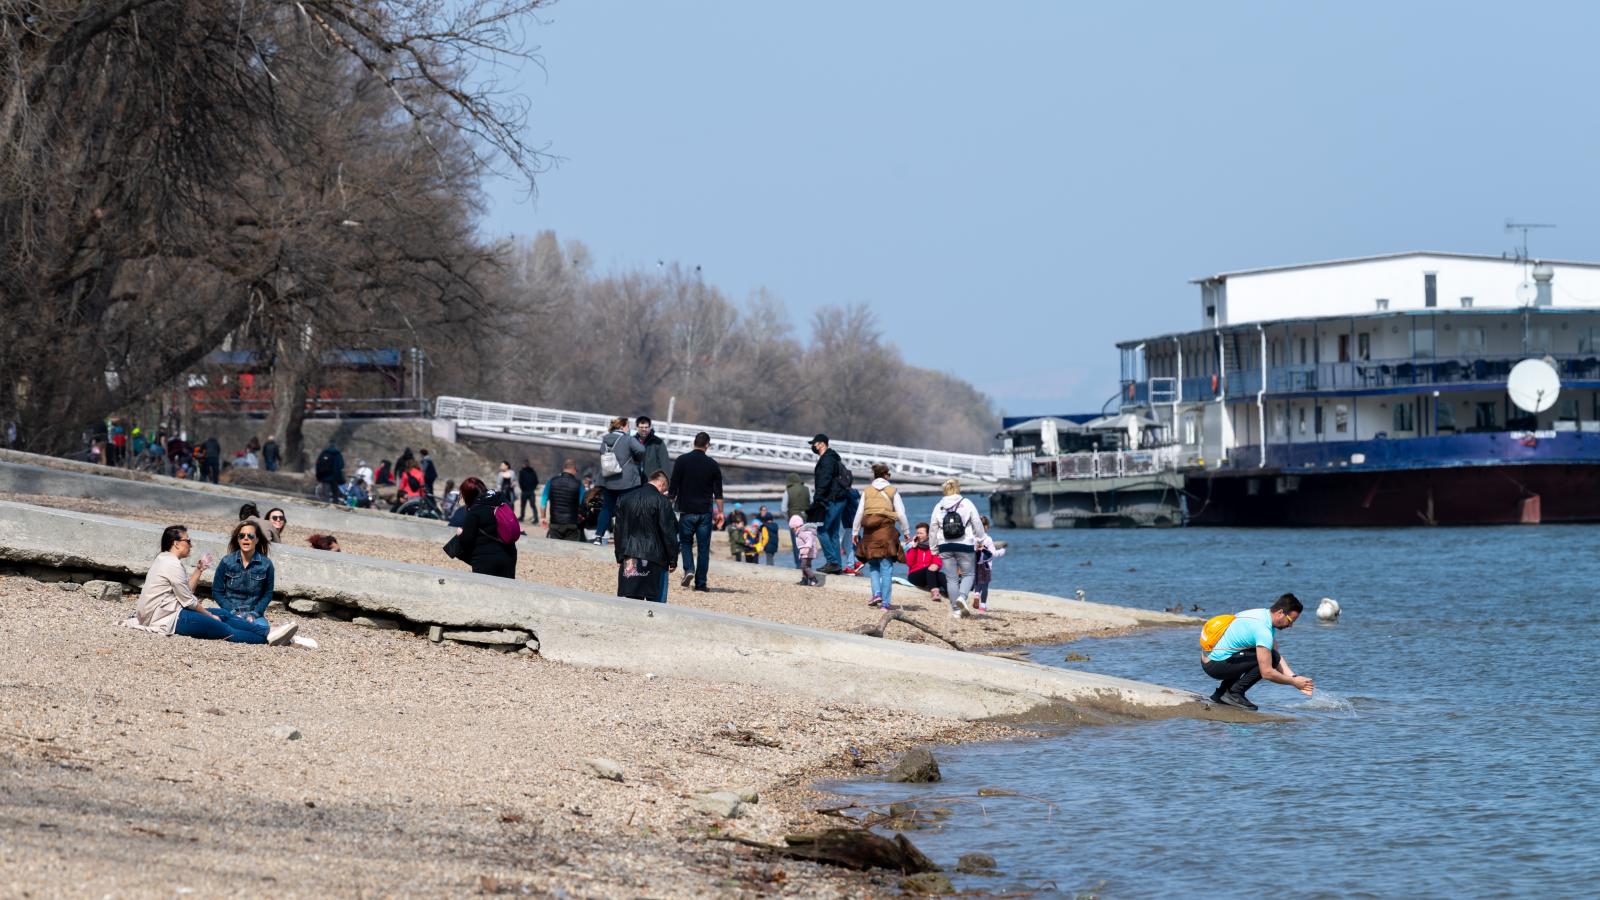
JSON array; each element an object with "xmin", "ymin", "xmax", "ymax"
[
  {"xmin": 904, "ymin": 523, "xmax": 949, "ymax": 601},
  {"xmin": 211, "ymin": 520, "xmax": 278, "ymax": 622},
  {"xmin": 452, "ymin": 477, "xmax": 517, "ymax": 578},
  {"xmin": 123, "ymin": 525, "xmax": 297, "ymax": 645}
]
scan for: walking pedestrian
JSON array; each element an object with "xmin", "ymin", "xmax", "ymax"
[
  {"xmin": 541, "ymin": 459, "xmax": 586, "ymax": 541},
  {"xmin": 973, "ymin": 515, "xmax": 1005, "ymax": 612},
  {"xmin": 518, "ymin": 459, "xmax": 540, "ymax": 522},
  {"xmin": 790, "ymin": 514, "xmax": 821, "ymax": 586},
  {"xmin": 757, "ymin": 507, "xmax": 780, "ymax": 566},
  {"xmin": 635, "ymin": 416, "xmax": 671, "ymax": 482},
  {"xmin": 450, "ymin": 477, "xmax": 517, "ymax": 578},
  {"xmin": 839, "ymin": 486, "xmax": 862, "ymax": 574},
  {"xmin": 593, "ymin": 416, "xmax": 645, "ymax": 545},
  {"xmin": 809, "ymin": 434, "xmax": 851, "ymax": 574},
  {"xmin": 667, "ymin": 431, "xmax": 724, "ymax": 592},
  {"xmin": 613, "ymin": 470, "xmax": 678, "ymax": 603},
  {"xmin": 784, "ymin": 473, "xmax": 810, "ymax": 567},
  {"xmin": 262, "ymin": 436, "xmax": 280, "ymax": 472},
  {"xmin": 200, "ymin": 435, "xmax": 222, "ymax": 484},
  {"xmin": 496, "ymin": 460, "xmax": 516, "ymax": 506},
  {"xmin": 314, "ymin": 441, "xmax": 345, "ymax": 502},
  {"xmin": 420, "ymin": 449, "xmax": 438, "ymax": 495},
  {"xmin": 928, "ymin": 478, "xmax": 987, "ymax": 619},
  {"xmin": 851, "ymin": 463, "xmax": 911, "ymax": 609}
]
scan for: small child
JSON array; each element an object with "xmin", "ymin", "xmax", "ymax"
[
  {"xmin": 972, "ymin": 515, "xmax": 1005, "ymax": 612},
  {"xmin": 790, "ymin": 514, "xmax": 821, "ymax": 586}
]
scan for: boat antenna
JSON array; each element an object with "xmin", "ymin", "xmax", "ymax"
[{"xmin": 1504, "ymin": 219, "xmax": 1556, "ymax": 264}]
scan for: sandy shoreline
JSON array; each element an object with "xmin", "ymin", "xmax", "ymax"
[{"xmin": 0, "ymin": 489, "xmax": 1173, "ymax": 895}]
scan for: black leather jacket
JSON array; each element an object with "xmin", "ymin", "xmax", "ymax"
[{"xmin": 612, "ymin": 486, "xmax": 679, "ymax": 567}]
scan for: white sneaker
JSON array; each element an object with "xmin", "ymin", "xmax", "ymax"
[
  {"xmin": 267, "ymin": 620, "xmax": 299, "ymax": 646},
  {"xmin": 956, "ymin": 595, "xmax": 976, "ymax": 616},
  {"xmin": 291, "ymin": 635, "xmax": 319, "ymax": 650}
]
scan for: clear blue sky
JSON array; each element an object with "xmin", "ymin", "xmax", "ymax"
[{"xmin": 479, "ymin": 1, "xmax": 1600, "ymax": 416}]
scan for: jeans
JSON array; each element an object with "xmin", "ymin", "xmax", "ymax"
[
  {"xmin": 841, "ymin": 531, "xmax": 858, "ymax": 568},
  {"xmin": 594, "ymin": 487, "xmax": 628, "ymax": 540},
  {"xmin": 677, "ymin": 512, "xmax": 715, "ymax": 589},
  {"xmin": 864, "ymin": 558, "xmax": 895, "ymax": 605},
  {"xmin": 1203, "ymin": 648, "xmax": 1280, "ymax": 699},
  {"xmin": 174, "ymin": 608, "xmax": 267, "ymax": 644},
  {"xmin": 819, "ymin": 499, "xmax": 847, "ymax": 568},
  {"xmin": 938, "ymin": 549, "xmax": 976, "ymax": 610},
  {"xmin": 655, "ymin": 567, "xmax": 670, "ymax": 604},
  {"xmin": 520, "ymin": 493, "xmax": 539, "ymax": 522}
]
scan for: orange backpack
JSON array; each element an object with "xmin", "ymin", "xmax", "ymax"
[{"xmin": 1199, "ymin": 614, "xmax": 1236, "ymax": 652}]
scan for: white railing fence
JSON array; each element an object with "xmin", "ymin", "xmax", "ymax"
[
  {"xmin": 1033, "ymin": 444, "xmax": 1186, "ymax": 481},
  {"xmin": 434, "ymin": 396, "xmax": 1012, "ymax": 484}
]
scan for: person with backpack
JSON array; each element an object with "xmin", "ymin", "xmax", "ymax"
[
  {"xmin": 839, "ymin": 486, "xmax": 862, "ymax": 575},
  {"xmin": 200, "ymin": 436, "xmax": 222, "ymax": 483},
  {"xmin": 928, "ymin": 477, "xmax": 987, "ymax": 619},
  {"xmin": 450, "ymin": 477, "xmax": 519, "ymax": 578},
  {"xmin": 851, "ymin": 464, "xmax": 911, "ymax": 610},
  {"xmin": 593, "ymin": 416, "xmax": 645, "ymax": 545},
  {"xmin": 420, "ymin": 449, "xmax": 439, "ymax": 495},
  {"xmin": 613, "ymin": 469, "xmax": 678, "ymax": 602},
  {"xmin": 314, "ymin": 441, "xmax": 345, "ymax": 502},
  {"xmin": 390, "ymin": 458, "xmax": 426, "ymax": 512},
  {"xmin": 809, "ymin": 434, "xmax": 851, "ymax": 574},
  {"xmin": 1201, "ymin": 593, "xmax": 1313, "ymax": 710}
]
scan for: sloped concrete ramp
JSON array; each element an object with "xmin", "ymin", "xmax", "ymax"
[{"xmin": 0, "ymin": 500, "xmax": 1210, "ymax": 722}]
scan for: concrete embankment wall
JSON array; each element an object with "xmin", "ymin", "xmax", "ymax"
[
  {"xmin": 0, "ymin": 501, "xmax": 1209, "ymax": 722},
  {"xmin": 0, "ymin": 452, "xmax": 1199, "ymax": 631}
]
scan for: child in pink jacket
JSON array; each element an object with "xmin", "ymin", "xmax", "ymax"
[{"xmin": 790, "ymin": 514, "xmax": 821, "ymax": 586}]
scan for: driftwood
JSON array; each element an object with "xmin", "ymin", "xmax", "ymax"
[
  {"xmin": 714, "ymin": 828, "xmax": 940, "ymax": 874},
  {"xmin": 853, "ymin": 610, "xmax": 967, "ymax": 652}
]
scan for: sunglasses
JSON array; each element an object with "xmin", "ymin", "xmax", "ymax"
[
  {"xmin": 238, "ymin": 534, "xmax": 257, "ymax": 542},
  {"xmin": 268, "ymin": 515, "xmax": 286, "ymax": 522}
]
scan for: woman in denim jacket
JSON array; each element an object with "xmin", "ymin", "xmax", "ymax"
[{"xmin": 211, "ymin": 520, "xmax": 276, "ymax": 622}]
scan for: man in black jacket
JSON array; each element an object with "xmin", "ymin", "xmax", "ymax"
[
  {"xmin": 635, "ymin": 416, "xmax": 671, "ymax": 480},
  {"xmin": 668, "ymin": 431, "xmax": 724, "ymax": 592},
  {"xmin": 517, "ymin": 459, "xmax": 540, "ymax": 522},
  {"xmin": 811, "ymin": 434, "xmax": 849, "ymax": 574},
  {"xmin": 542, "ymin": 459, "xmax": 584, "ymax": 541},
  {"xmin": 614, "ymin": 469, "xmax": 679, "ymax": 603}
]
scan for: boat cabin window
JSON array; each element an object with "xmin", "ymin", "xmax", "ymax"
[
  {"xmin": 1297, "ymin": 337, "xmax": 1308, "ymax": 365},
  {"xmin": 1314, "ymin": 405, "xmax": 1324, "ymax": 435},
  {"xmin": 1393, "ymin": 402, "xmax": 1415, "ymax": 432},
  {"xmin": 1338, "ymin": 334, "xmax": 1350, "ymax": 363},
  {"xmin": 1474, "ymin": 401, "xmax": 1497, "ymax": 430},
  {"xmin": 1436, "ymin": 401, "xmax": 1457, "ymax": 433},
  {"xmin": 1424, "ymin": 273, "xmax": 1438, "ymax": 308},
  {"xmin": 1357, "ymin": 333, "xmax": 1371, "ymax": 361},
  {"xmin": 1411, "ymin": 326, "xmax": 1435, "ymax": 357},
  {"xmin": 1526, "ymin": 327, "xmax": 1552, "ymax": 354},
  {"xmin": 1458, "ymin": 327, "xmax": 1486, "ymax": 354}
]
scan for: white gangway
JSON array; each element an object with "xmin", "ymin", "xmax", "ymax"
[{"xmin": 433, "ymin": 396, "xmax": 1011, "ymax": 485}]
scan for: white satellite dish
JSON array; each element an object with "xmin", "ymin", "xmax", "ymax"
[
  {"xmin": 1507, "ymin": 358, "xmax": 1561, "ymax": 413},
  {"xmin": 1516, "ymin": 281, "xmax": 1538, "ymax": 304}
]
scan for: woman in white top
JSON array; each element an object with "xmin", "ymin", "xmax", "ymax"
[{"xmin": 927, "ymin": 478, "xmax": 987, "ymax": 619}]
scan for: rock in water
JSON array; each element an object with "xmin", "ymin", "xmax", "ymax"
[
  {"xmin": 1317, "ymin": 597, "xmax": 1341, "ymax": 622},
  {"xmin": 955, "ymin": 852, "xmax": 998, "ymax": 874},
  {"xmin": 899, "ymin": 873, "xmax": 954, "ymax": 894},
  {"xmin": 886, "ymin": 747, "xmax": 942, "ymax": 783}
]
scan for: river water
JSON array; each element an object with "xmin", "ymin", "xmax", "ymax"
[{"xmin": 828, "ymin": 513, "xmax": 1600, "ymax": 898}]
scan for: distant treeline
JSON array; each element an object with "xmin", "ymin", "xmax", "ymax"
[{"xmin": 444, "ymin": 232, "xmax": 999, "ymax": 454}]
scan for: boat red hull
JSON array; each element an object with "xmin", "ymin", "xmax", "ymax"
[{"xmin": 1187, "ymin": 464, "xmax": 1600, "ymax": 526}]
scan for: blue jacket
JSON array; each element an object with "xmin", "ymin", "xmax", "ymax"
[{"xmin": 211, "ymin": 551, "xmax": 276, "ymax": 620}]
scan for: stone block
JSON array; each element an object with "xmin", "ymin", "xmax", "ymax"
[
  {"xmin": 288, "ymin": 599, "xmax": 336, "ymax": 615},
  {"xmin": 81, "ymin": 580, "xmax": 124, "ymax": 602},
  {"xmin": 428, "ymin": 625, "xmax": 444, "ymax": 643},
  {"xmin": 351, "ymin": 615, "xmax": 400, "ymax": 630},
  {"xmin": 440, "ymin": 629, "xmax": 531, "ymax": 646},
  {"xmin": 57, "ymin": 582, "xmax": 82, "ymax": 592},
  {"xmin": 690, "ymin": 791, "xmax": 745, "ymax": 819}
]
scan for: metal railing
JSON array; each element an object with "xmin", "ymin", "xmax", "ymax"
[
  {"xmin": 433, "ymin": 396, "xmax": 1013, "ymax": 484},
  {"xmin": 1033, "ymin": 444, "xmax": 1187, "ymax": 480}
]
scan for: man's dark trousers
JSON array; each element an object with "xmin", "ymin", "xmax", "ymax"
[
  {"xmin": 819, "ymin": 499, "xmax": 847, "ymax": 569},
  {"xmin": 547, "ymin": 523, "xmax": 583, "ymax": 542},
  {"xmin": 1202, "ymin": 647, "xmax": 1280, "ymax": 699},
  {"xmin": 677, "ymin": 512, "xmax": 714, "ymax": 589}
]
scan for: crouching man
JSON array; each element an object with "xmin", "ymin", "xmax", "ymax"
[{"xmin": 1202, "ymin": 593, "xmax": 1314, "ymax": 710}]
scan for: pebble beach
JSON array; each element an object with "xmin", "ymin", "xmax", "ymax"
[{"xmin": 0, "ymin": 489, "xmax": 1164, "ymax": 895}]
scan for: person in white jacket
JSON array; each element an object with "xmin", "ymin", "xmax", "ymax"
[
  {"xmin": 972, "ymin": 516, "xmax": 1006, "ymax": 612},
  {"xmin": 927, "ymin": 478, "xmax": 987, "ymax": 619},
  {"xmin": 850, "ymin": 464, "xmax": 912, "ymax": 609}
]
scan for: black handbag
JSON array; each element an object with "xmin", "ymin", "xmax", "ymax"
[{"xmin": 443, "ymin": 533, "xmax": 463, "ymax": 560}]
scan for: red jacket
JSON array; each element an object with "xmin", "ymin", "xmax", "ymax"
[{"xmin": 905, "ymin": 545, "xmax": 939, "ymax": 574}]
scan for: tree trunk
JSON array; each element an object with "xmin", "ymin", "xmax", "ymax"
[{"xmin": 264, "ymin": 337, "xmax": 316, "ymax": 472}]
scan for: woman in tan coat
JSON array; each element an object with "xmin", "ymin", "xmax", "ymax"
[{"xmin": 850, "ymin": 463, "xmax": 911, "ymax": 610}]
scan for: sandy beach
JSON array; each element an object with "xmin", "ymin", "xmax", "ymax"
[{"xmin": 0, "ymin": 487, "xmax": 1182, "ymax": 895}]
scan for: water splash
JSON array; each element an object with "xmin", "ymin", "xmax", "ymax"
[{"xmin": 1295, "ymin": 690, "xmax": 1358, "ymax": 715}]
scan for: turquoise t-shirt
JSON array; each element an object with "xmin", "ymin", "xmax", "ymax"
[{"xmin": 1206, "ymin": 608, "xmax": 1274, "ymax": 662}]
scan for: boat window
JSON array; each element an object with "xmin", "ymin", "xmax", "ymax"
[
  {"xmin": 1474, "ymin": 401, "xmax": 1497, "ymax": 430},
  {"xmin": 1297, "ymin": 407, "xmax": 1306, "ymax": 435},
  {"xmin": 1425, "ymin": 273, "xmax": 1438, "ymax": 308},
  {"xmin": 1458, "ymin": 327, "xmax": 1486, "ymax": 354},
  {"xmin": 1411, "ymin": 326, "xmax": 1435, "ymax": 356},
  {"xmin": 1357, "ymin": 333, "xmax": 1371, "ymax": 361},
  {"xmin": 1393, "ymin": 402, "xmax": 1415, "ymax": 432},
  {"xmin": 1436, "ymin": 402, "xmax": 1457, "ymax": 431},
  {"xmin": 1314, "ymin": 405, "xmax": 1324, "ymax": 434},
  {"xmin": 1526, "ymin": 327, "xmax": 1552, "ymax": 354}
]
